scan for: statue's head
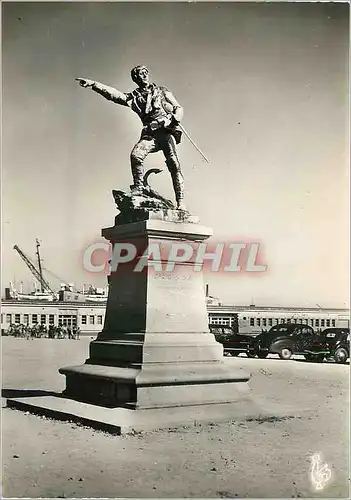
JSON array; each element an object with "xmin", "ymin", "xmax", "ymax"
[{"xmin": 131, "ymin": 65, "xmax": 150, "ymax": 87}]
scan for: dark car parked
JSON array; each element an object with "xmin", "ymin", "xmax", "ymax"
[
  {"xmin": 209, "ymin": 326, "xmax": 254, "ymax": 356},
  {"xmin": 304, "ymin": 328, "xmax": 350, "ymax": 364},
  {"xmin": 247, "ymin": 323, "xmax": 316, "ymax": 360}
]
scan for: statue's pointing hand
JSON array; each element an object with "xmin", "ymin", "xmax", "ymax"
[{"xmin": 76, "ymin": 77, "xmax": 94, "ymax": 88}]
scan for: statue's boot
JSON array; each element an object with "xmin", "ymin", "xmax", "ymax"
[
  {"xmin": 166, "ymin": 160, "xmax": 186, "ymax": 211},
  {"xmin": 177, "ymin": 201, "xmax": 187, "ymax": 211},
  {"xmin": 131, "ymin": 159, "xmax": 144, "ymax": 196},
  {"xmin": 130, "ymin": 184, "xmax": 144, "ymax": 196}
]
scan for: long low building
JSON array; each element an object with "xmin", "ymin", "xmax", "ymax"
[
  {"xmin": 1, "ymin": 299, "xmax": 349, "ymax": 335},
  {"xmin": 207, "ymin": 304, "xmax": 350, "ymax": 333}
]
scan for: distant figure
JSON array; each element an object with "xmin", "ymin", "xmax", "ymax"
[{"xmin": 76, "ymin": 65, "xmax": 186, "ymax": 210}]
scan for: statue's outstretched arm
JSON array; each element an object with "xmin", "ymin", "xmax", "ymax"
[
  {"xmin": 164, "ymin": 90, "xmax": 184, "ymax": 123},
  {"xmin": 75, "ymin": 78, "xmax": 129, "ymax": 106}
]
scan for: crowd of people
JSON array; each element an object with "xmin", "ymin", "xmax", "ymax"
[{"xmin": 6, "ymin": 323, "xmax": 81, "ymax": 339}]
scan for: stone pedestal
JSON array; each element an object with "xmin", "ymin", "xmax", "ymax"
[{"xmin": 60, "ymin": 213, "xmax": 251, "ymax": 415}]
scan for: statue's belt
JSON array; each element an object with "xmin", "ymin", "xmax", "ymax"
[{"xmin": 140, "ymin": 125, "xmax": 182, "ymax": 145}]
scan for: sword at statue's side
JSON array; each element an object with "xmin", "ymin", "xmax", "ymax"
[{"xmin": 178, "ymin": 123, "xmax": 210, "ymax": 163}]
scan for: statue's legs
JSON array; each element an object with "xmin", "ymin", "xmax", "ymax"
[
  {"xmin": 131, "ymin": 132, "xmax": 185, "ymax": 210},
  {"xmin": 161, "ymin": 134, "xmax": 185, "ymax": 210},
  {"xmin": 130, "ymin": 138, "xmax": 157, "ymax": 193}
]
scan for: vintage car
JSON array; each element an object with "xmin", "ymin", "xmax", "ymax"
[
  {"xmin": 304, "ymin": 328, "xmax": 350, "ymax": 364},
  {"xmin": 247, "ymin": 323, "xmax": 316, "ymax": 360},
  {"xmin": 209, "ymin": 326, "xmax": 255, "ymax": 356}
]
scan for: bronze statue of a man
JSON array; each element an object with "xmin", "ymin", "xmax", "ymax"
[{"xmin": 76, "ymin": 66, "xmax": 186, "ymax": 210}]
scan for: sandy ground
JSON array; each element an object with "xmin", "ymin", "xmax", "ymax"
[{"xmin": 2, "ymin": 337, "xmax": 350, "ymax": 498}]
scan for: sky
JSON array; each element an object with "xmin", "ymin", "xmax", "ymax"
[{"xmin": 2, "ymin": 1, "xmax": 350, "ymax": 308}]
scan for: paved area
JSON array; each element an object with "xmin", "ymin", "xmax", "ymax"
[{"xmin": 2, "ymin": 337, "xmax": 350, "ymax": 498}]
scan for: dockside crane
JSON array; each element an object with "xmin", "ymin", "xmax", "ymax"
[
  {"xmin": 35, "ymin": 238, "xmax": 45, "ymax": 293},
  {"xmin": 34, "ymin": 239, "xmax": 72, "ymax": 291},
  {"xmin": 13, "ymin": 244, "xmax": 58, "ymax": 300}
]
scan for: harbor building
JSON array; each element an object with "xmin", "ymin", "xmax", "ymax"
[{"xmin": 1, "ymin": 299, "xmax": 349, "ymax": 336}]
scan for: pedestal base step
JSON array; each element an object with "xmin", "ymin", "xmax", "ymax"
[
  {"xmin": 5, "ymin": 394, "xmax": 300, "ymax": 435},
  {"xmin": 59, "ymin": 362, "xmax": 251, "ymax": 409}
]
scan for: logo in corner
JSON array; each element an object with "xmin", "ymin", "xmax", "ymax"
[{"xmin": 310, "ymin": 453, "xmax": 332, "ymax": 491}]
